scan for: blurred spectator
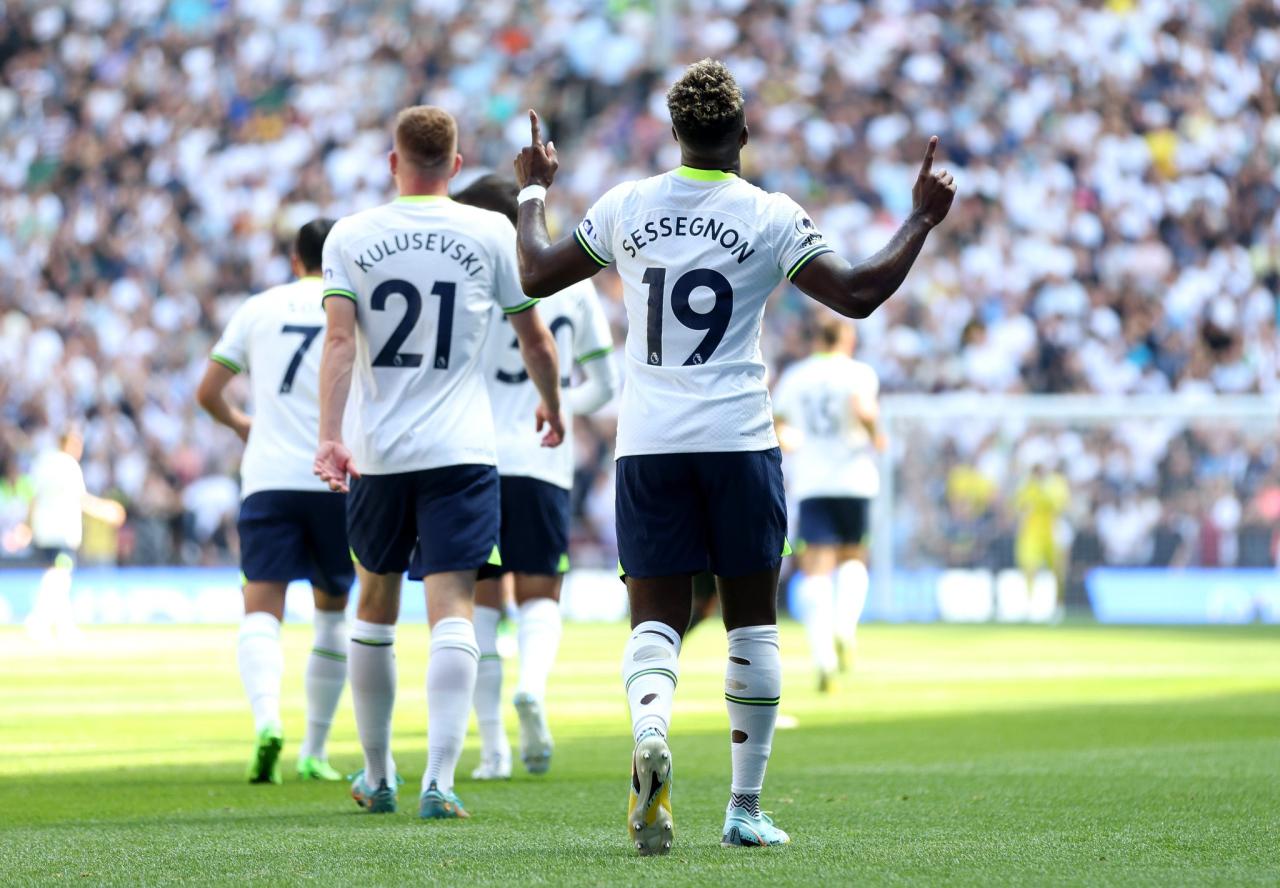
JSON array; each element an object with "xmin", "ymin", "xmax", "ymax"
[{"xmin": 1, "ymin": 0, "xmax": 1277, "ymax": 568}]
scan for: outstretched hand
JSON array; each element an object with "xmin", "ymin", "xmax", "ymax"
[
  {"xmin": 911, "ymin": 136, "xmax": 956, "ymax": 228},
  {"xmin": 314, "ymin": 440, "xmax": 359, "ymax": 493},
  {"xmin": 514, "ymin": 110, "xmax": 559, "ymax": 189}
]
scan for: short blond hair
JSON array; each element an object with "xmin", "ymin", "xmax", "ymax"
[{"xmin": 394, "ymin": 106, "xmax": 457, "ymax": 173}]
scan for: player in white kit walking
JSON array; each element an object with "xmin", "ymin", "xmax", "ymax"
[
  {"xmin": 512, "ymin": 59, "xmax": 955, "ymax": 852},
  {"xmin": 453, "ymin": 175, "xmax": 619, "ymax": 780},
  {"xmin": 314, "ymin": 107, "xmax": 564, "ymax": 819},
  {"xmin": 773, "ymin": 317, "xmax": 883, "ymax": 691},
  {"xmin": 198, "ymin": 219, "xmax": 354, "ymax": 784}
]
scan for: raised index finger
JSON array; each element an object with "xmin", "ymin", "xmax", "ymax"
[
  {"xmin": 919, "ymin": 136, "xmax": 938, "ymax": 178},
  {"xmin": 529, "ymin": 110, "xmax": 542, "ymax": 147}
]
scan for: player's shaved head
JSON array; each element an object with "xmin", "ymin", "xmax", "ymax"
[
  {"xmin": 453, "ymin": 174, "xmax": 519, "ymax": 225},
  {"xmin": 394, "ymin": 105, "xmax": 458, "ymax": 174},
  {"xmin": 667, "ymin": 59, "xmax": 745, "ymax": 153}
]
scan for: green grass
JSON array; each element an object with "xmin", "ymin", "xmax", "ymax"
[{"xmin": 2, "ymin": 622, "xmax": 1278, "ymax": 887}]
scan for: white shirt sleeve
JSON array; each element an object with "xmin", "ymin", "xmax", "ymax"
[
  {"xmin": 489, "ymin": 216, "xmax": 538, "ymax": 315},
  {"xmin": 771, "ymin": 194, "xmax": 834, "ymax": 282},
  {"xmin": 211, "ymin": 301, "xmax": 253, "ymax": 374},
  {"xmin": 321, "ymin": 222, "xmax": 356, "ymax": 304},
  {"xmin": 573, "ymin": 285, "xmax": 614, "ymax": 364},
  {"xmin": 851, "ymin": 363, "xmax": 880, "ymax": 400},
  {"xmin": 573, "ymin": 182, "xmax": 630, "ymax": 268}
]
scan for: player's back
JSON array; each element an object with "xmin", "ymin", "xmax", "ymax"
[
  {"xmin": 576, "ymin": 168, "xmax": 831, "ymax": 458},
  {"xmin": 773, "ymin": 353, "xmax": 880, "ymax": 500},
  {"xmin": 322, "ymin": 197, "xmax": 534, "ymax": 475},
  {"xmin": 484, "ymin": 278, "xmax": 610, "ymax": 489},
  {"xmin": 213, "ymin": 277, "xmax": 330, "ymax": 499}
]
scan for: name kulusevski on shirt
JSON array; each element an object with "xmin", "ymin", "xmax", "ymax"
[{"xmin": 348, "ymin": 231, "xmax": 488, "ymax": 278}]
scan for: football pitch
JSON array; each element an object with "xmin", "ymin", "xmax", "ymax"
[{"xmin": 2, "ymin": 621, "xmax": 1278, "ymax": 887}]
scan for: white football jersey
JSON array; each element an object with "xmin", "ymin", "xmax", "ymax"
[
  {"xmin": 30, "ymin": 449, "xmax": 86, "ymax": 549},
  {"xmin": 211, "ymin": 277, "xmax": 332, "ymax": 499},
  {"xmin": 772, "ymin": 353, "xmax": 881, "ymax": 499},
  {"xmin": 484, "ymin": 278, "xmax": 614, "ymax": 490},
  {"xmin": 574, "ymin": 167, "xmax": 832, "ymax": 457},
  {"xmin": 322, "ymin": 196, "xmax": 534, "ymax": 474}
]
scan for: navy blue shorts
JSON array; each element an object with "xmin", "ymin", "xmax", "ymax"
[
  {"xmin": 238, "ymin": 490, "xmax": 354, "ymax": 594},
  {"xmin": 347, "ymin": 464, "xmax": 500, "ymax": 578},
  {"xmin": 494, "ymin": 475, "xmax": 570, "ymax": 576},
  {"xmin": 797, "ymin": 496, "xmax": 870, "ymax": 546},
  {"xmin": 615, "ymin": 448, "xmax": 788, "ymax": 579}
]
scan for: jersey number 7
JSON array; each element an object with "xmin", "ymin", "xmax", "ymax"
[
  {"xmin": 280, "ymin": 324, "xmax": 322, "ymax": 394},
  {"xmin": 370, "ymin": 278, "xmax": 456, "ymax": 370},
  {"xmin": 642, "ymin": 267, "xmax": 733, "ymax": 366}
]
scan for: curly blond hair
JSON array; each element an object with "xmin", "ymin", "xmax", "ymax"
[
  {"xmin": 394, "ymin": 105, "xmax": 457, "ymax": 173},
  {"xmin": 666, "ymin": 59, "xmax": 745, "ymax": 149}
]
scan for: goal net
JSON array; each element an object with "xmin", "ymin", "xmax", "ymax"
[{"xmin": 868, "ymin": 394, "xmax": 1280, "ymax": 623}]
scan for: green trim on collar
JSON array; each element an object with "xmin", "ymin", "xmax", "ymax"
[
  {"xmin": 672, "ymin": 165, "xmax": 737, "ymax": 182},
  {"xmin": 395, "ymin": 194, "xmax": 451, "ymax": 203}
]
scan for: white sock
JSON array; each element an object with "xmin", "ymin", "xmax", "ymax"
[
  {"xmin": 795, "ymin": 572, "xmax": 838, "ymax": 674},
  {"xmin": 621, "ymin": 621, "xmax": 681, "ymax": 743},
  {"xmin": 835, "ymin": 559, "xmax": 870, "ymax": 646},
  {"xmin": 471, "ymin": 605, "xmax": 508, "ymax": 760},
  {"xmin": 350, "ymin": 619, "xmax": 396, "ymax": 787},
  {"xmin": 299, "ymin": 609, "xmax": 347, "ymax": 761},
  {"xmin": 423, "ymin": 617, "xmax": 479, "ymax": 794},
  {"xmin": 515, "ymin": 597, "xmax": 562, "ymax": 701},
  {"xmin": 27, "ymin": 566, "xmax": 74, "ymax": 635},
  {"xmin": 238, "ymin": 611, "xmax": 283, "ymax": 733},
  {"xmin": 725, "ymin": 624, "xmax": 781, "ymax": 812}
]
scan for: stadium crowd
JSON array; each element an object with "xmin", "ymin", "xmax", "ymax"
[{"xmin": 1, "ymin": 0, "xmax": 1277, "ymax": 573}]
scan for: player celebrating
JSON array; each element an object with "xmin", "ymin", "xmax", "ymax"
[
  {"xmin": 773, "ymin": 318, "xmax": 883, "ymax": 691},
  {"xmin": 453, "ymin": 175, "xmax": 619, "ymax": 780},
  {"xmin": 197, "ymin": 219, "xmax": 354, "ymax": 785},
  {"xmin": 513, "ymin": 59, "xmax": 955, "ymax": 852},
  {"xmin": 314, "ymin": 108, "xmax": 564, "ymax": 819}
]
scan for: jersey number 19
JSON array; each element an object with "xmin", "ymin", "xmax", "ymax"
[{"xmin": 642, "ymin": 267, "xmax": 732, "ymax": 367}]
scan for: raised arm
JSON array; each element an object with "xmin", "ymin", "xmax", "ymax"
[
  {"xmin": 508, "ymin": 307, "xmax": 566, "ymax": 447},
  {"xmin": 514, "ymin": 110, "xmax": 605, "ymax": 299},
  {"xmin": 792, "ymin": 137, "xmax": 956, "ymax": 319},
  {"xmin": 314, "ymin": 295, "xmax": 359, "ymax": 492}
]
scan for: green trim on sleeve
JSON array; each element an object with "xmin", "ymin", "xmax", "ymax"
[
  {"xmin": 786, "ymin": 247, "xmax": 833, "ymax": 281},
  {"xmin": 503, "ymin": 298, "xmax": 539, "ymax": 315},
  {"xmin": 574, "ymin": 228, "xmax": 611, "ymax": 267},
  {"xmin": 211, "ymin": 354, "xmax": 243, "ymax": 374},
  {"xmin": 575, "ymin": 346, "xmax": 613, "ymax": 364},
  {"xmin": 323, "ymin": 288, "xmax": 357, "ymax": 303}
]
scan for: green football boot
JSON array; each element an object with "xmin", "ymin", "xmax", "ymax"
[
  {"xmin": 246, "ymin": 725, "xmax": 283, "ymax": 785},
  {"xmin": 297, "ymin": 756, "xmax": 343, "ymax": 781}
]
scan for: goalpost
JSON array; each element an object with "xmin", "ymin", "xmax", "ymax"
[{"xmin": 870, "ymin": 393, "xmax": 1280, "ymax": 622}]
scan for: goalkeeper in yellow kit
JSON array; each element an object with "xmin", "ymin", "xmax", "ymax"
[{"xmin": 1014, "ymin": 462, "xmax": 1070, "ymax": 612}]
